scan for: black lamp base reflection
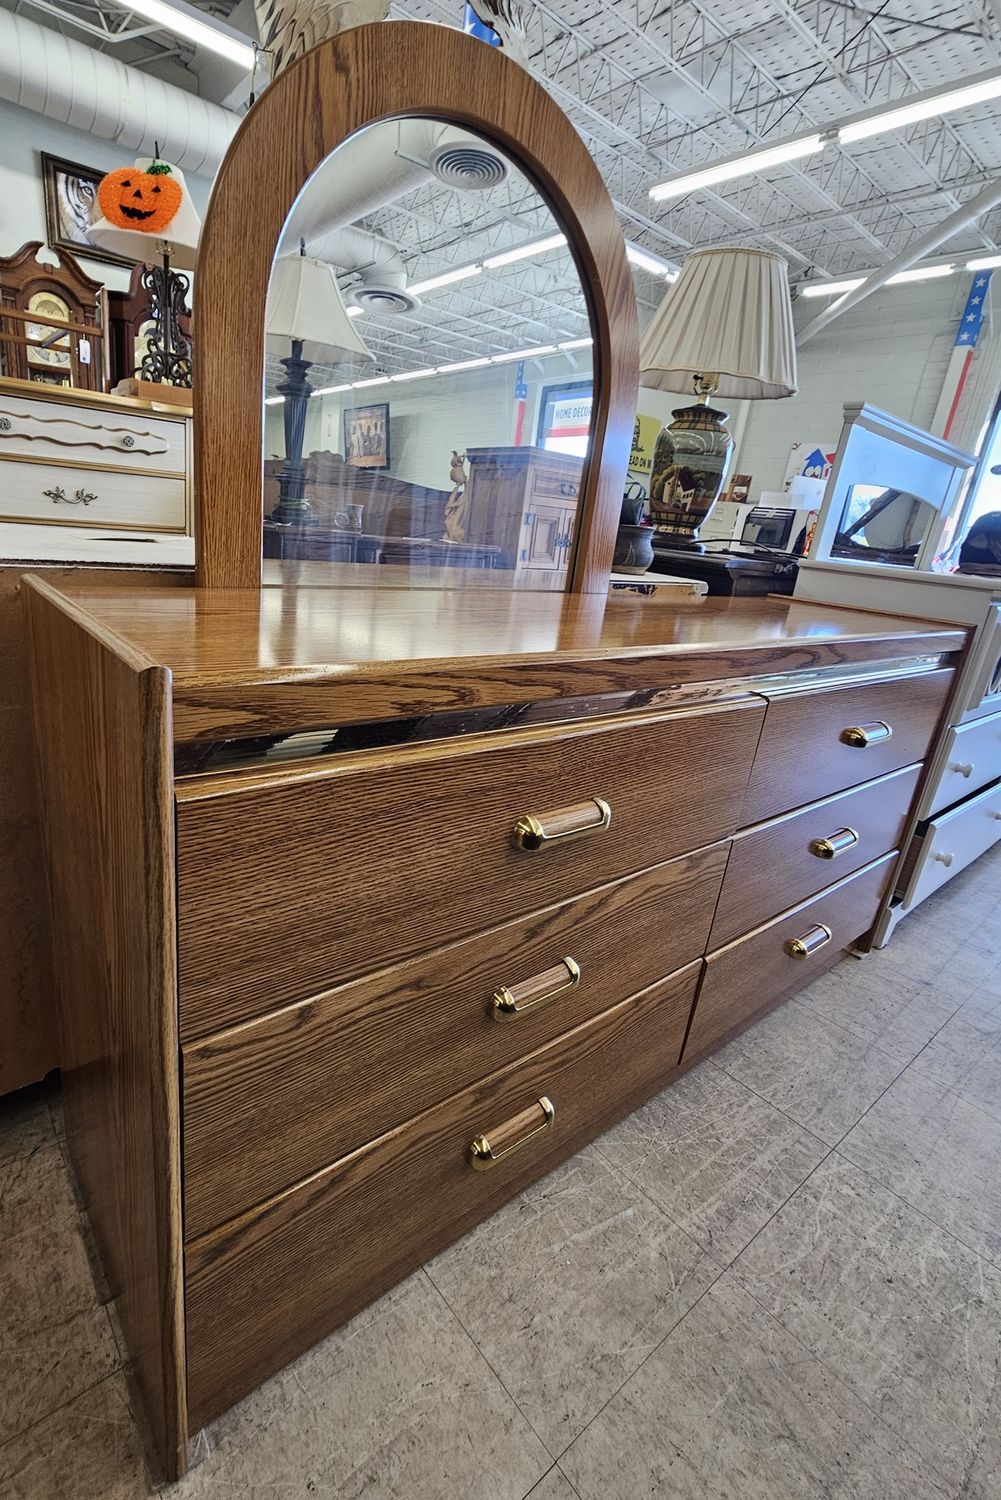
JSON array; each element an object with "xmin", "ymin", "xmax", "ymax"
[{"xmin": 269, "ymin": 338, "xmax": 318, "ymax": 527}]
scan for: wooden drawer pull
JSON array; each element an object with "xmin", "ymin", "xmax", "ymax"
[
  {"xmin": 491, "ymin": 957, "xmax": 581, "ymax": 1021},
  {"xmin": 513, "ymin": 796, "xmax": 611, "ymax": 851},
  {"xmin": 785, "ymin": 923, "xmax": 832, "ymax": 959},
  {"xmin": 809, "ymin": 827, "xmax": 859, "ymax": 860},
  {"xmin": 469, "ymin": 1096, "xmax": 555, "ymax": 1170},
  {"xmin": 840, "ymin": 721, "xmax": 892, "ymax": 748}
]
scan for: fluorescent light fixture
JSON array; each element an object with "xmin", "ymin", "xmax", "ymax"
[
  {"xmin": 347, "ymin": 307, "xmax": 363, "ymax": 318},
  {"xmin": 799, "ymin": 278, "xmax": 864, "ymax": 298},
  {"xmin": 625, "ymin": 243, "xmax": 677, "ymax": 279},
  {"xmin": 407, "ymin": 264, "xmax": 482, "ymax": 296},
  {"xmin": 436, "ymin": 357, "xmax": 492, "ymax": 373},
  {"xmin": 264, "ymin": 395, "xmax": 283, "ymax": 406},
  {"xmin": 840, "ymin": 74, "xmax": 1001, "ymax": 144},
  {"xmin": 390, "ymin": 368, "xmax": 436, "ymax": 382},
  {"xmin": 311, "ymin": 383, "xmax": 353, "ymax": 396},
  {"xmin": 483, "ymin": 233, "xmax": 567, "ymax": 269},
  {"xmin": 558, "ymin": 337, "xmax": 593, "ymax": 350},
  {"xmin": 493, "ymin": 344, "xmax": 557, "ymax": 363},
  {"xmin": 886, "ymin": 264, "xmax": 954, "ymax": 284},
  {"xmin": 649, "ymin": 134, "xmax": 823, "ymax": 201},
  {"xmin": 967, "ymin": 255, "xmax": 1001, "ymax": 270},
  {"xmin": 351, "ymin": 375, "xmax": 391, "ymax": 388},
  {"xmin": 106, "ymin": 0, "xmax": 255, "ymax": 67}
]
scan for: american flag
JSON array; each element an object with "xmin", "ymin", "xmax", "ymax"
[{"xmin": 956, "ymin": 271, "xmax": 992, "ymax": 348}]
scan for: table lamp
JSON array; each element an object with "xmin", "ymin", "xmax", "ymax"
[
  {"xmin": 640, "ymin": 247, "xmax": 797, "ymax": 541},
  {"xmin": 266, "ymin": 243, "xmax": 372, "ymax": 526},
  {"xmin": 89, "ymin": 155, "xmax": 201, "ymax": 390}
]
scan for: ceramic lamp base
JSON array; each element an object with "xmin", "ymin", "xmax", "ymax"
[{"xmin": 648, "ymin": 402, "xmax": 734, "ymax": 541}]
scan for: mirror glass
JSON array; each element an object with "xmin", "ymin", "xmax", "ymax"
[
  {"xmin": 832, "ymin": 482, "xmax": 938, "ymax": 567},
  {"xmin": 262, "ymin": 118, "xmax": 595, "ymax": 588}
]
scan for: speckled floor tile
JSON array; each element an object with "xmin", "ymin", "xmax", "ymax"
[
  {"xmin": 732, "ymin": 1155, "xmax": 1001, "ymax": 1496},
  {"xmin": 710, "ymin": 999, "xmax": 903, "ymax": 1144},
  {"xmin": 525, "ymin": 1467, "xmax": 580, "ymax": 1499},
  {"xmin": 794, "ymin": 959, "xmax": 956, "ymax": 1063},
  {"xmin": 559, "ymin": 1276, "xmax": 950, "ymax": 1500},
  {"xmin": 908, "ymin": 994, "xmax": 1001, "ymax": 1122},
  {"xmin": 171, "ymin": 1271, "xmax": 550, "ymax": 1500},
  {"xmin": 0, "ymin": 1373, "xmax": 150, "ymax": 1500},
  {"xmin": 840, "ymin": 1067, "xmax": 1001, "ymax": 1270},
  {"xmin": 425, "ymin": 1147, "xmax": 720, "ymax": 1457},
  {"xmin": 595, "ymin": 1061, "xmax": 828, "ymax": 1264}
]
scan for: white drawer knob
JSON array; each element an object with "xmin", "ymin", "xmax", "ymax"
[
  {"xmin": 933, "ymin": 851, "xmax": 954, "ymax": 867},
  {"xmin": 949, "ymin": 761, "xmax": 974, "ymax": 778}
]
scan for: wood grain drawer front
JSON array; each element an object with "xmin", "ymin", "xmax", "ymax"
[
  {"xmin": 741, "ymin": 668, "xmax": 953, "ymax": 825},
  {"xmin": 184, "ymin": 960, "xmax": 701, "ymax": 1428},
  {"xmin": 0, "ymin": 394, "xmax": 186, "ymax": 473},
  {"xmin": 182, "ymin": 844, "xmax": 729, "ymax": 1237},
  {"xmin": 529, "ymin": 465, "xmax": 580, "ymax": 502},
  {"xmin": 0, "ymin": 460, "xmax": 186, "ymax": 531},
  {"xmin": 927, "ymin": 706, "xmax": 1001, "ymax": 816},
  {"xmin": 176, "ymin": 699, "xmax": 763, "ymax": 1026},
  {"xmin": 711, "ymin": 764, "xmax": 920, "ymax": 948},
  {"xmin": 684, "ymin": 853, "xmax": 896, "ymax": 1064},
  {"xmin": 902, "ymin": 780, "xmax": 1001, "ymax": 908}
]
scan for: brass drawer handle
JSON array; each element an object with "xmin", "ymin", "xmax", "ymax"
[
  {"xmin": 491, "ymin": 957, "xmax": 580, "ymax": 1021},
  {"xmin": 841, "ymin": 721, "xmax": 892, "ymax": 748},
  {"xmin": 469, "ymin": 1096, "xmax": 555, "ymax": 1171},
  {"xmin": 809, "ymin": 827, "xmax": 859, "ymax": 860},
  {"xmin": 513, "ymin": 797, "xmax": 611, "ymax": 851},
  {"xmin": 785, "ymin": 923, "xmax": 832, "ymax": 959}
]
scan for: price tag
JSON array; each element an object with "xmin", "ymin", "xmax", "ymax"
[{"xmin": 79, "ymin": 338, "xmax": 91, "ymax": 365}]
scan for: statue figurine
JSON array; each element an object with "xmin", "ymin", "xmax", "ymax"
[{"xmin": 442, "ymin": 450, "xmax": 470, "ymax": 543}]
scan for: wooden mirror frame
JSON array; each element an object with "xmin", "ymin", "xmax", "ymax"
[{"xmin": 194, "ymin": 21, "xmax": 638, "ymax": 590}]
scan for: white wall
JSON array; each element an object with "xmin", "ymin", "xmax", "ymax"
[
  {"xmin": 0, "ymin": 97, "xmax": 213, "ymax": 295},
  {"xmin": 735, "ymin": 276, "xmax": 963, "ymax": 497}
]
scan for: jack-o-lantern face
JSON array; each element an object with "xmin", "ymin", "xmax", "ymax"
[{"xmin": 97, "ymin": 163, "xmax": 183, "ymax": 236}]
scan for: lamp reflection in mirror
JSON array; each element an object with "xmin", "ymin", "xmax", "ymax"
[
  {"xmin": 266, "ymin": 241, "xmax": 372, "ymax": 525},
  {"xmin": 640, "ymin": 247, "xmax": 797, "ymax": 542}
]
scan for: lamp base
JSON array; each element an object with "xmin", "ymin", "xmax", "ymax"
[
  {"xmin": 648, "ymin": 402, "xmax": 734, "ymax": 541},
  {"xmin": 269, "ymin": 339, "xmax": 318, "ymax": 527}
]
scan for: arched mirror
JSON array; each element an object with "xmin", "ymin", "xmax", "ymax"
[
  {"xmin": 262, "ymin": 119, "xmax": 595, "ymax": 588},
  {"xmin": 194, "ymin": 23, "xmax": 636, "ymax": 591}
]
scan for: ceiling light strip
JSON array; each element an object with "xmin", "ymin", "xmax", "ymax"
[
  {"xmin": 105, "ymin": 0, "xmax": 255, "ymax": 67},
  {"xmin": 266, "ymin": 339, "xmax": 595, "ymax": 402}
]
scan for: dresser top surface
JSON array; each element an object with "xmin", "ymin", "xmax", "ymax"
[{"xmin": 37, "ymin": 572, "xmax": 966, "ymax": 687}]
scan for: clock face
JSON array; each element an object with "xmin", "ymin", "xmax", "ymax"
[{"xmin": 26, "ymin": 291, "xmax": 71, "ymax": 368}]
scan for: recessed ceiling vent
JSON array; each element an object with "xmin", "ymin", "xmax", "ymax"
[
  {"xmin": 428, "ymin": 141, "xmax": 508, "ymax": 190},
  {"xmin": 348, "ymin": 284, "xmax": 422, "ymax": 316}
]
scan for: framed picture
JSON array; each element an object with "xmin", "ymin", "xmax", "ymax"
[
  {"xmin": 42, "ymin": 154, "xmax": 136, "ymax": 270},
  {"xmin": 343, "ymin": 402, "xmax": 390, "ymax": 470}
]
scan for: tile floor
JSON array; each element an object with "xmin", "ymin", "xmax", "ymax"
[{"xmin": 2, "ymin": 846, "xmax": 1000, "ymax": 1499}]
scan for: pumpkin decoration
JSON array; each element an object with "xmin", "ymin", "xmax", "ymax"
[{"xmin": 97, "ymin": 160, "xmax": 183, "ymax": 237}]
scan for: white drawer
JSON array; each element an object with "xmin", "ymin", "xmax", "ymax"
[
  {"xmin": 0, "ymin": 460, "xmax": 186, "ymax": 532},
  {"xmin": 925, "ymin": 706, "xmax": 1001, "ymax": 816},
  {"xmin": 903, "ymin": 779, "xmax": 1001, "ymax": 908},
  {"xmin": 0, "ymin": 394, "xmax": 186, "ymax": 475}
]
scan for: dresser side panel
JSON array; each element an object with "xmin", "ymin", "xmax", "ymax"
[{"xmin": 22, "ymin": 577, "xmax": 186, "ymax": 1480}]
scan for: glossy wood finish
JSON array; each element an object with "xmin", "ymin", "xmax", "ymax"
[
  {"xmin": 740, "ymin": 667, "xmax": 955, "ymax": 824},
  {"xmin": 21, "ymin": 575, "xmax": 186, "ymax": 1478},
  {"xmin": 194, "ymin": 22, "xmax": 637, "ymax": 591},
  {"xmin": 683, "ymin": 854, "xmax": 897, "ymax": 1064},
  {"xmin": 176, "ymin": 700, "xmax": 763, "ymax": 1024},
  {"xmin": 711, "ymin": 763, "xmax": 921, "ymax": 948},
  {"xmin": 184, "ymin": 961, "xmax": 701, "ymax": 1428},
  {"xmin": 182, "ymin": 845, "xmax": 729, "ymax": 1236}
]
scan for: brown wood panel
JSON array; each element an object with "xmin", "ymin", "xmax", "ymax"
[
  {"xmin": 194, "ymin": 22, "xmax": 636, "ymax": 592},
  {"xmin": 740, "ymin": 668, "xmax": 954, "ymax": 825},
  {"xmin": 711, "ymin": 763, "xmax": 921, "ymax": 948},
  {"xmin": 683, "ymin": 854, "xmax": 897, "ymax": 1064},
  {"xmin": 184, "ymin": 960, "xmax": 700, "ymax": 1428},
  {"xmin": 182, "ymin": 844, "xmax": 729, "ymax": 1236},
  {"xmin": 22, "ymin": 575, "xmax": 186, "ymax": 1479},
  {"xmin": 176, "ymin": 699, "xmax": 763, "ymax": 1025}
]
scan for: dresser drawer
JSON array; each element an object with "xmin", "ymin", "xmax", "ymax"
[
  {"xmin": 0, "ymin": 393, "xmax": 186, "ymax": 474},
  {"xmin": 711, "ymin": 764, "xmax": 920, "ymax": 947},
  {"xmin": 182, "ymin": 844, "xmax": 728, "ymax": 1236},
  {"xmin": 741, "ymin": 668, "xmax": 953, "ymax": 825},
  {"xmin": 176, "ymin": 698, "xmax": 764, "ymax": 1024},
  {"xmin": 184, "ymin": 959, "xmax": 701, "ymax": 1428},
  {"xmin": 683, "ymin": 853, "xmax": 896, "ymax": 1063},
  {"xmin": 925, "ymin": 705, "xmax": 1001, "ymax": 816},
  {"xmin": 0, "ymin": 458, "xmax": 186, "ymax": 531},
  {"xmin": 901, "ymin": 779, "xmax": 1001, "ymax": 908},
  {"xmin": 529, "ymin": 463, "xmax": 581, "ymax": 502}
]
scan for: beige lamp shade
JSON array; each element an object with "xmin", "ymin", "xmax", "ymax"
[
  {"xmin": 88, "ymin": 159, "xmax": 202, "ymax": 272},
  {"xmin": 266, "ymin": 253, "xmax": 372, "ymax": 365},
  {"xmin": 639, "ymin": 246, "xmax": 797, "ymax": 401}
]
